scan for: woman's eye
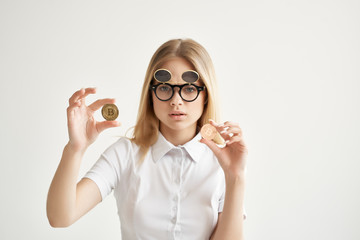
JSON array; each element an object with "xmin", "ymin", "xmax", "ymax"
[
  {"xmin": 159, "ymin": 85, "xmax": 171, "ymax": 92},
  {"xmin": 184, "ymin": 86, "xmax": 196, "ymax": 93}
]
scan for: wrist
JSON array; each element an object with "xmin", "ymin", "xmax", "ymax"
[
  {"xmin": 65, "ymin": 141, "xmax": 88, "ymax": 156},
  {"xmin": 224, "ymin": 171, "xmax": 246, "ymax": 184}
]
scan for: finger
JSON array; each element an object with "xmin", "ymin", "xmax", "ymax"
[
  {"xmin": 69, "ymin": 88, "xmax": 84, "ymax": 105},
  {"xmin": 217, "ymin": 121, "xmax": 243, "ymax": 137},
  {"xmin": 226, "ymin": 139, "xmax": 248, "ymax": 154},
  {"xmin": 199, "ymin": 137, "xmax": 222, "ymax": 157},
  {"xmin": 79, "ymin": 88, "xmax": 97, "ymax": 104},
  {"xmin": 218, "ymin": 130, "xmax": 232, "ymax": 141},
  {"xmin": 88, "ymin": 98, "xmax": 116, "ymax": 111},
  {"xmin": 96, "ymin": 120, "xmax": 121, "ymax": 133},
  {"xmin": 221, "ymin": 126, "xmax": 243, "ymax": 137},
  {"xmin": 67, "ymin": 101, "xmax": 81, "ymax": 115},
  {"xmin": 69, "ymin": 87, "xmax": 97, "ymax": 105},
  {"xmin": 208, "ymin": 120, "xmax": 232, "ymax": 141},
  {"xmin": 210, "ymin": 119, "xmax": 241, "ymax": 133},
  {"xmin": 226, "ymin": 135, "xmax": 245, "ymax": 145},
  {"xmin": 223, "ymin": 121, "xmax": 240, "ymax": 128},
  {"xmin": 209, "ymin": 119, "xmax": 227, "ymax": 132}
]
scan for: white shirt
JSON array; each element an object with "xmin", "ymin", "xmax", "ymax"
[{"xmin": 84, "ymin": 132, "xmax": 236, "ymax": 240}]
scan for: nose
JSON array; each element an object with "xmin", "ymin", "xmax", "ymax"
[{"xmin": 170, "ymin": 87, "xmax": 183, "ymax": 106}]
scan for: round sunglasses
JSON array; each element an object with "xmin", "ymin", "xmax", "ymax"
[
  {"xmin": 150, "ymin": 83, "xmax": 206, "ymax": 102},
  {"xmin": 154, "ymin": 69, "xmax": 200, "ymax": 83}
]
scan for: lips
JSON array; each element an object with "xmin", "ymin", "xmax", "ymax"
[
  {"xmin": 169, "ymin": 111, "xmax": 186, "ymax": 116},
  {"xmin": 169, "ymin": 111, "xmax": 187, "ymax": 120}
]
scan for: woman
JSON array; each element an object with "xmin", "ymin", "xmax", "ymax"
[{"xmin": 47, "ymin": 38, "xmax": 247, "ymax": 240}]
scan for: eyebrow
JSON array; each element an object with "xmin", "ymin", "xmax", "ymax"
[{"xmin": 164, "ymin": 82, "xmax": 204, "ymax": 87}]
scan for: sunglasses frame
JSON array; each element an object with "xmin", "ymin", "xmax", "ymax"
[
  {"xmin": 150, "ymin": 83, "xmax": 206, "ymax": 102},
  {"xmin": 153, "ymin": 69, "xmax": 200, "ymax": 83}
]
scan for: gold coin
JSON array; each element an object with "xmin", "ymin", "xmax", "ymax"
[
  {"xmin": 200, "ymin": 123, "xmax": 217, "ymax": 140},
  {"xmin": 101, "ymin": 104, "xmax": 119, "ymax": 121}
]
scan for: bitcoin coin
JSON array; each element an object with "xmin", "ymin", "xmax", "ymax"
[
  {"xmin": 101, "ymin": 104, "xmax": 119, "ymax": 121},
  {"xmin": 200, "ymin": 123, "xmax": 217, "ymax": 140}
]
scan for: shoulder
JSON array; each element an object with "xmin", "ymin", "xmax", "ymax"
[
  {"xmin": 102, "ymin": 136, "xmax": 149, "ymax": 166},
  {"xmin": 103, "ymin": 136, "xmax": 140, "ymax": 155},
  {"xmin": 202, "ymin": 145, "xmax": 221, "ymax": 165},
  {"xmin": 99, "ymin": 137, "xmax": 142, "ymax": 168}
]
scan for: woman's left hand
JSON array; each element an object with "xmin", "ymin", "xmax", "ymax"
[{"xmin": 200, "ymin": 119, "xmax": 248, "ymax": 177}]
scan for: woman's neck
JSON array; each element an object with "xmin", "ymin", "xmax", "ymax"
[{"xmin": 160, "ymin": 124, "xmax": 197, "ymax": 146}]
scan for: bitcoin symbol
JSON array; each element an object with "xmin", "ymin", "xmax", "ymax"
[
  {"xmin": 101, "ymin": 104, "xmax": 119, "ymax": 121},
  {"xmin": 107, "ymin": 108, "xmax": 114, "ymax": 116},
  {"xmin": 205, "ymin": 128, "xmax": 212, "ymax": 135},
  {"xmin": 200, "ymin": 123, "xmax": 217, "ymax": 140}
]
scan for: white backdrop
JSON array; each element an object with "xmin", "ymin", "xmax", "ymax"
[{"xmin": 0, "ymin": 0, "xmax": 359, "ymax": 239}]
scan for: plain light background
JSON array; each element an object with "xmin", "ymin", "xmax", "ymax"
[{"xmin": 0, "ymin": 0, "xmax": 359, "ymax": 239}]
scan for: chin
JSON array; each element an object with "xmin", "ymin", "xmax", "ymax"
[{"xmin": 165, "ymin": 120, "xmax": 198, "ymax": 132}]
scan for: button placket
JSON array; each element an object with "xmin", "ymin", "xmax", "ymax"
[
  {"xmin": 170, "ymin": 148, "xmax": 182, "ymax": 230},
  {"xmin": 174, "ymin": 148, "xmax": 185, "ymax": 238}
]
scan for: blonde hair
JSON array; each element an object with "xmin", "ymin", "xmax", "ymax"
[{"xmin": 130, "ymin": 38, "xmax": 222, "ymax": 162}]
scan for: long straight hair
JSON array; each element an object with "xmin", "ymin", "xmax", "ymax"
[{"xmin": 130, "ymin": 38, "xmax": 222, "ymax": 163}]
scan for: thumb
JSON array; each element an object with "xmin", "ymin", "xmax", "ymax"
[
  {"xmin": 96, "ymin": 121, "xmax": 121, "ymax": 133},
  {"xmin": 199, "ymin": 137, "xmax": 221, "ymax": 158}
]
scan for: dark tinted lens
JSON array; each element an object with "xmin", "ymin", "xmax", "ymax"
[
  {"xmin": 182, "ymin": 71, "xmax": 199, "ymax": 83},
  {"xmin": 154, "ymin": 69, "xmax": 171, "ymax": 82}
]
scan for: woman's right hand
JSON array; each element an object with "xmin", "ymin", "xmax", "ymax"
[{"xmin": 66, "ymin": 87, "xmax": 121, "ymax": 152}]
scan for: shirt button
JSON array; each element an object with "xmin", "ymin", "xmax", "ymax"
[
  {"xmin": 173, "ymin": 196, "xmax": 178, "ymax": 201},
  {"xmin": 171, "ymin": 216, "xmax": 177, "ymax": 223},
  {"xmin": 173, "ymin": 206, "xmax": 177, "ymax": 212}
]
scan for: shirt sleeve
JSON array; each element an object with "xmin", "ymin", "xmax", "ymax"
[
  {"xmin": 83, "ymin": 138, "xmax": 130, "ymax": 201},
  {"xmin": 218, "ymin": 190, "xmax": 225, "ymax": 213}
]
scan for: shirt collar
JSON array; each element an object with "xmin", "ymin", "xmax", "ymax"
[{"xmin": 151, "ymin": 131, "xmax": 206, "ymax": 163}]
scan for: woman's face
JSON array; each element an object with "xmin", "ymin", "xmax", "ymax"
[{"xmin": 152, "ymin": 57, "xmax": 206, "ymax": 138}]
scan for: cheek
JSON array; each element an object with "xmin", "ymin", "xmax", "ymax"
[
  {"xmin": 197, "ymin": 92, "xmax": 206, "ymax": 108},
  {"xmin": 198, "ymin": 92, "xmax": 206, "ymax": 104},
  {"xmin": 152, "ymin": 92, "xmax": 165, "ymax": 116},
  {"xmin": 190, "ymin": 95, "xmax": 205, "ymax": 116}
]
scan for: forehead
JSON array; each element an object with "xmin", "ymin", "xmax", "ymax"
[
  {"xmin": 160, "ymin": 57, "xmax": 194, "ymax": 72},
  {"xmin": 158, "ymin": 57, "xmax": 196, "ymax": 84}
]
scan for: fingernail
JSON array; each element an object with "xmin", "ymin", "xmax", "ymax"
[{"xmin": 209, "ymin": 119, "xmax": 218, "ymax": 126}]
